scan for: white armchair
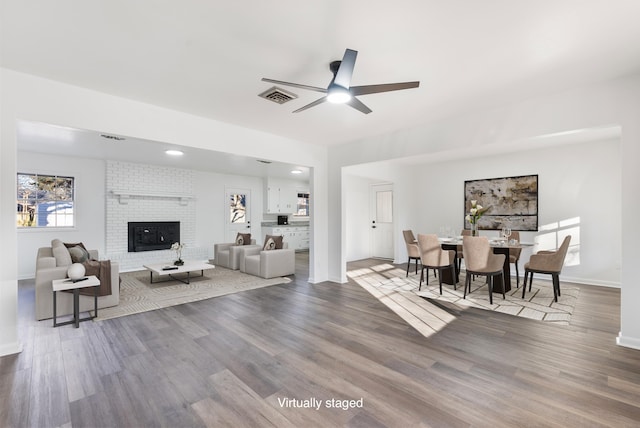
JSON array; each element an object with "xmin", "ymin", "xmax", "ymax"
[
  {"xmin": 214, "ymin": 239, "xmax": 260, "ymax": 270},
  {"xmin": 239, "ymin": 242, "xmax": 295, "ymax": 279}
]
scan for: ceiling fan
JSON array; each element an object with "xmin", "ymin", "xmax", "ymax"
[{"xmin": 262, "ymin": 48, "xmax": 420, "ymax": 114}]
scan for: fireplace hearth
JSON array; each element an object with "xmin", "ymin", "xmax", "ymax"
[{"xmin": 128, "ymin": 221, "xmax": 180, "ymax": 252}]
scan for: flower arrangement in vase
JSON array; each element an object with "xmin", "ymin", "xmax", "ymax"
[
  {"xmin": 465, "ymin": 200, "xmax": 491, "ymax": 236},
  {"xmin": 171, "ymin": 242, "xmax": 185, "ymax": 265}
]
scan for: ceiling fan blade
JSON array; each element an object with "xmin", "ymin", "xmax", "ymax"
[
  {"xmin": 333, "ymin": 49, "xmax": 358, "ymax": 89},
  {"xmin": 346, "ymin": 96, "xmax": 372, "ymax": 114},
  {"xmin": 292, "ymin": 96, "xmax": 327, "ymax": 113},
  {"xmin": 350, "ymin": 81, "xmax": 420, "ymax": 96},
  {"xmin": 261, "ymin": 78, "xmax": 327, "ymax": 94}
]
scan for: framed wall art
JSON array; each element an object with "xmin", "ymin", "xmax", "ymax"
[{"xmin": 464, "ymin": 174, "xmax": 538, "ymax": 231}]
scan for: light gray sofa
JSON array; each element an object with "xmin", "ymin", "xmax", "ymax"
[
  {"xmin": 214, "ymin": 239, "xmax": 260, "ymax": 270},
  {"xmin": 239, "ymin": 242, "xmax": 295, "ymax": 279},
  {"xmin": 35, "ymin": 245, "xmax": 120, "ymax": 321}
]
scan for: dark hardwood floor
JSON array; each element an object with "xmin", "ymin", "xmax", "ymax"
[{"xmin": 1, "ymin": 254, "xmax": 639, "ymax": 427}]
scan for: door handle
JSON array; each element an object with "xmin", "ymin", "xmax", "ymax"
[{"xmin": 372, "ymin": 225, "xmax": 377, "ymax": 228}]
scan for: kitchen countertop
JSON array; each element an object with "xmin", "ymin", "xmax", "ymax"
[{"xmin": 261, "ymin": 222, "xmax": 309, "ymax": 227}]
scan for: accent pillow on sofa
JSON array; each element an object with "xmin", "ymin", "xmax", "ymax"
[
  {"xmin": 51, "ymin": 239, "xmax": 72, "ymax": 267},
  {"xmin": 235, "ymin": 233, "xmax": 252, "ymax": 246},
  {"xmin": 263, "ymin": 235, "xmax": 284, "ymax": 251},
  {"xmin": 68, "ymin": 245, "xmax": 90, "ymax": 263},
  {"xmin": 64, "ymin": 241, "xmax": 88, "ymax": 251}
]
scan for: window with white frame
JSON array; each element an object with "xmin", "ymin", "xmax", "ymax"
[
  {"xmin": 17, "ymin": 173, "xmax": 75, "ymax": 228},
  {"xmin": 295, "ymin": 192, "xmax": 310, "ymax": 216}
]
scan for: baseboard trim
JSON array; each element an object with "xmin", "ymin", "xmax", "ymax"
[
  {"xmin": 460, "ymin": 270, "xmax": 620, "ymax": 289},
  {"xmin": 328, "ymin": 275, "xmax": 347, "ymax": 284},
  {"xmin": 0, "ymin": 341, "xmax": 23, "ymax": 357},
  {"xmin": 616, "ymin": 333, "xmax": 640, "ymax": 350},
  {"xmin": 559, "ymin": 275, "xmax": 620, "ymax": 288}
]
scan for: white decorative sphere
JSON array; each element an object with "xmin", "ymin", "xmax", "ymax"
[{"xmin": 67, "ymin": 263, "xmax": 86, "ymax": 280}]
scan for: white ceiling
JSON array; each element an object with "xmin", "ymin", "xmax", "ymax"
[
  {"xmin": 3, "ymin": 1, "xmax": 640, "ymax": 158},
  {"xmin": 16, "ymin": 121, "xmax": 311, "ymax": 182}
]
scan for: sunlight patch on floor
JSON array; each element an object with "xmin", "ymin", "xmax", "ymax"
[
  {"xmin": 348, "ymin": 261, "xmax": 579, "ymax": 338},
  {"xmin": 348, "ymin": 262, "xmax": 457, "ymax": 337}
]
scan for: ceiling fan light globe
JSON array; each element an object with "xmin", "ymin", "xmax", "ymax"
[{"xmin": 327, "ymin": 86, "xmax": 351, "ymax": 104}]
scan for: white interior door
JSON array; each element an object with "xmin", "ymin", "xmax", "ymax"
[
  {"xmin": 370, "ymin": 184, "xmax": 394, "ymax": 259},
  {"xmin": 225, "ymin": 188, "xmax": 251, "ymax": 242}
]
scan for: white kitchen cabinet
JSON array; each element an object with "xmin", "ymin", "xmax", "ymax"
[
  {"xmin": 263, "ymin": 226, "xmax": 309, "ymax": 251},
  {"xmin": 296, "ymin": 228, "xmax": 310, "ymax": 250},
  {"xmin": 264, "ymin": 186, "xmax": 281, "ymax": 213},
  {"xmin": 264, "ymin": 178, "xmax": 298, "ymax": 214},
  {"xmin": 279, "ymin": 189, "xmax": 297, "ymax": 213}
]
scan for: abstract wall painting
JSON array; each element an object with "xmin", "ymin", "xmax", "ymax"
[{"xmin": 464, "ymin": 174, "xmax": 538, "ymax": 231}]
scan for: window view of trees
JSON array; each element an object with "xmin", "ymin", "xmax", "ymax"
[
  {"xmin": 17, "ymin": 173, "xmax": 75, "ymax": 227},
  {"xmin": 296, "ymin": 192, "xmax": 310, "ymax": 216}
]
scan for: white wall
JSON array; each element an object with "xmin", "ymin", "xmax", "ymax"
[
  {"xmin": 16, "ymin": 154, "xmax": 270, "ymax": 276},
  {"xmin": 17, "ymin": 152, "xmax": 107, "ymax": 279},
  {"xmin": 0, "ymin": 71, "xmax": 21, "ymax": 356},
  {"xmin": 1, "ymin": 68, "xmax": 330, "ymax": 356},
  {"xmin": 408, "ymin": 137, "xmax": 620, "ymax": 286},
  {"xmin": 193, "ymin": 170, "xmax": 265, "ymax": 256},
  {"xmin": 343, "ymin": 136, "xmax": 622, "ymax": 287},
  {"xmin": 344, "ymin": 175, "xmax": 373, "ymax": 262},
  {"xmin": 344, "ymin": 163, "xmax": 415, "ymax": 263},
  {"xmin": 331, "ymin": 73, "xmax": 640, "ymax": 349}
]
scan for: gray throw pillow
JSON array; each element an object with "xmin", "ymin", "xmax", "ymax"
[
  {"xmin": 68, "ymin": 245, "xmax": 90, "ymax": 263},
  {"xmin": 64, "ymin": 241, "xmax": 88, "ymax": 251}
]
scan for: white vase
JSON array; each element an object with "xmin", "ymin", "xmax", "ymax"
[{"xmin": 67, "ymin": 263, "xmax": 86, "ymax": 280}]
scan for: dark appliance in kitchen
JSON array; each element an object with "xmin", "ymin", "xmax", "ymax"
[{"xmin": 277, "ymin": 215, "xmax": 288, "ymax": 225}]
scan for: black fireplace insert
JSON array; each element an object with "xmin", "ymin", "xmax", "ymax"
[{"xmin": 128, "ymin": 221, "xmax": 180, "ymax": 252}]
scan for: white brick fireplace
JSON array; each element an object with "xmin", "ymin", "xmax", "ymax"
[{"xmin": 105, "ymin": 160, "xmax": 208, "ymax": 271}]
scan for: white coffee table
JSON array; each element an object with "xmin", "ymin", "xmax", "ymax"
[
  {"xmin": 143, "ymin": 260, "xmax": 215, "ymax": 284},
  {"xmin": 52, "ymin": 275, "xmax": 100, "ymax": 328}
]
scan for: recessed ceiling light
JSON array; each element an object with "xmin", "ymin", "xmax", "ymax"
[
  {"xmin": 165, "ymin": 150, "xmax": 184, "ymax": 156},
  {"xmin": 291, "ymin": 169, "xmax": 302, "ymax": 174}
]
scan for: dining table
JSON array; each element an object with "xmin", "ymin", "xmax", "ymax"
[{"xmin": 438, "ymin": 237, "xmax": 532, "ymax": 294}]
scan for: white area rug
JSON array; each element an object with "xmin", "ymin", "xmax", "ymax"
[
  {"xmin": 93, "ymin": 266, "xmax": 292, "ymax": 321},
  {"xmin": 348, "ymin": 262, "xmax": 579, "ymax": 337}
]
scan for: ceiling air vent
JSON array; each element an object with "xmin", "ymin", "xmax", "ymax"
[
  {"xmin": 100, "ymin": 134, "xmax": 126, "ymax": 141},
  {"xmin": 259, "ymin": 86, "xmax": 298, "ymax": 104}
]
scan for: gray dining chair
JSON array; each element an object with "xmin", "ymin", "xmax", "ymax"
[
  {"xmin": 508, "ymin": 230, "xmax": 522, "ymax": 287},
  {"xmin": 523, "ymin": 235, "xmax": 571, "ymax": 302},
  {"xmin": 462, "ymin": 236, "xmax": 506, "ymax": 305},
  {"xmin": 416, "ymin": 234, "xmax": 457, "ymax": 294},
  {"xmin": 402, "ymin": 230, "xmax": 421, "ymax": 277},
  {"xmin": 456, "ymin": 229, "xmax": 471, "ymax": 273}
]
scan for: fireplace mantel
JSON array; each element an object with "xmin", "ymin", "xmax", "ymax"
[{"xmin": 110, "ymin": 190, "xmax": 194, "ymax": 205}]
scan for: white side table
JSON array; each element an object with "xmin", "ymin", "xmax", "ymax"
[{"xmin": 52, "ymin": 275, "xmax": 100, "ymax": 328}]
